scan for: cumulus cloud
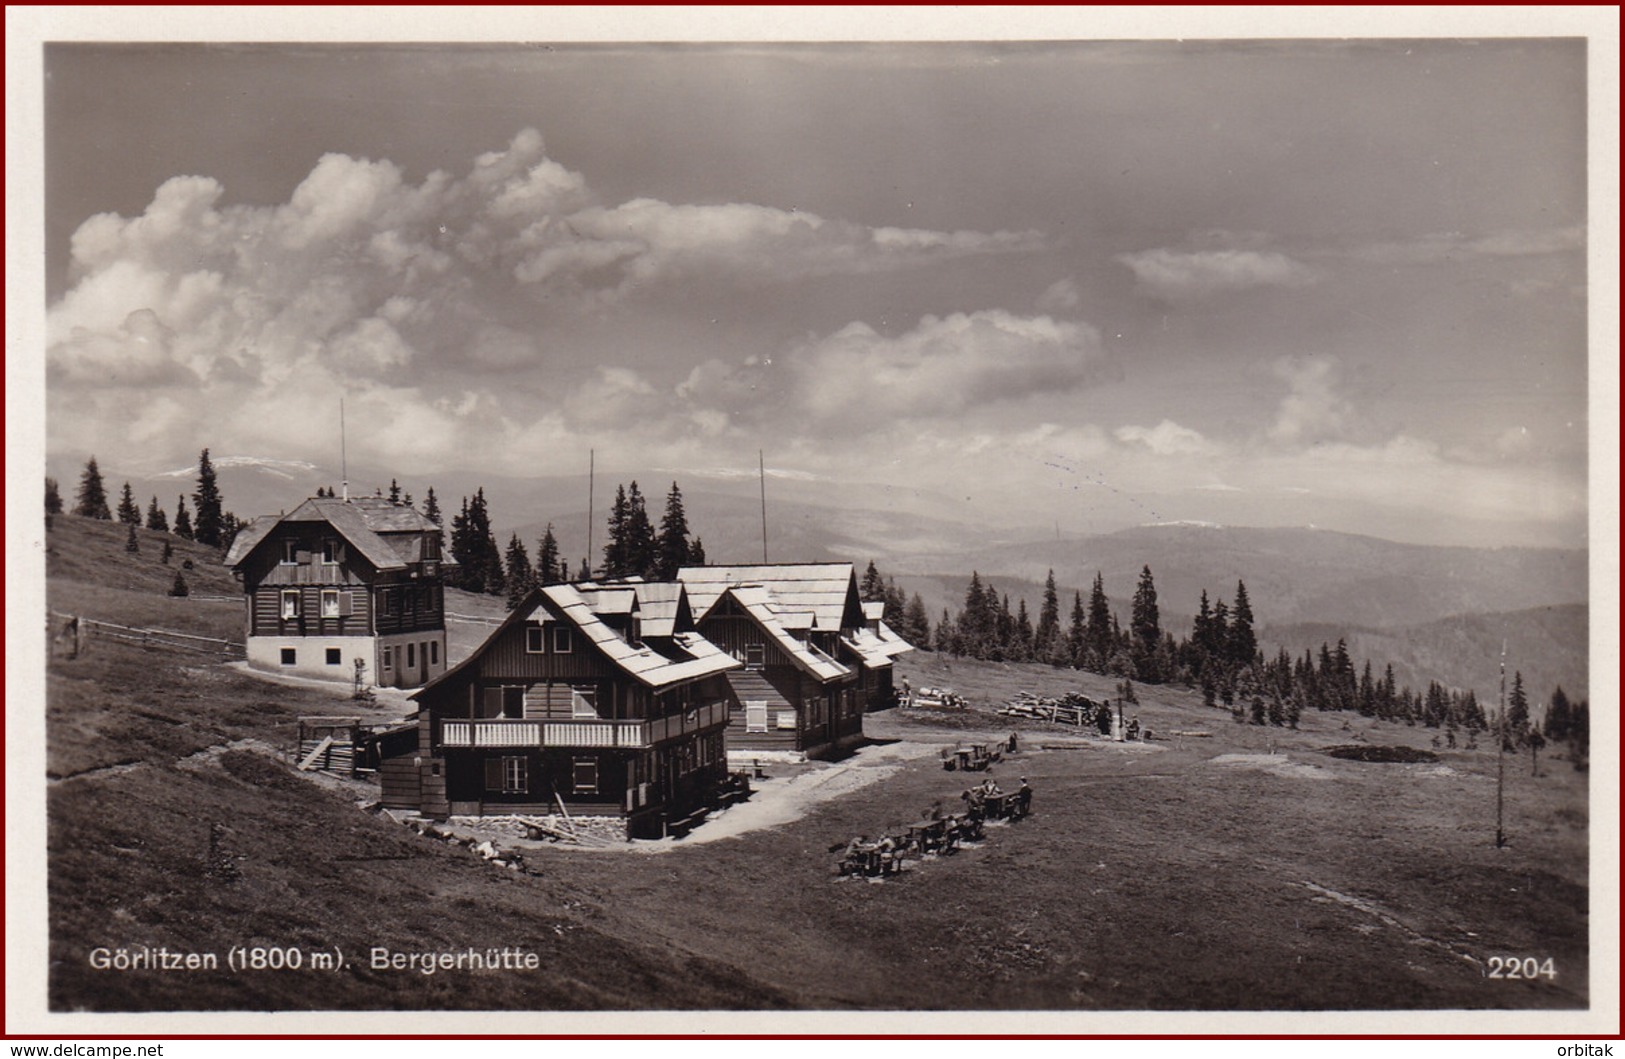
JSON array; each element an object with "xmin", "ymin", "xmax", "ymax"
[
  {"xmin": 1116, "ymin": 247, "xmax": 1319, "ymax": 300},
  {"xmin": 47, "ymin": 127, "xmax": 1050, "ymax": 472},
  {"xmin": 681, "ymin": 311, "xmax": 1114, "ymax": 433},
  {"xmin": 1114, "ymin": 419, "xmax": 1217, "ymax": 456},
  {"xmin": 1036, "ymin": 277, "xmax": 1082, "ymax": 314},
  {"xmin": 1267, "ymin": 354, "xmax": 1356, "ymax": 447}
]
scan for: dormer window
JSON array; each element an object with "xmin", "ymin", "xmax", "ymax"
[{"xmin": 321, "ymin": 539, "xmax": 343, "ymax": 565}]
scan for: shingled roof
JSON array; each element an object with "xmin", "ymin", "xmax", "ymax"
[
  {"xmin": 225, "ymin": 496, "xmax": 440, "ymax": 572},
  {"xmin": 722, "ymin": 585, "xmax": 851, "ymax": 683},
  {"xmin": 677, "ymin": 563, "xmax": 863, "ymax": 631},
  {"xmin": 413, "ymin": 580, "xmax": 739, "ymax": 700}
]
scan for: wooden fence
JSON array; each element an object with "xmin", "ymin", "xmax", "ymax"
[{"xmin": 49, "ymin": 612, "xmax": 245, "ymax": 659}]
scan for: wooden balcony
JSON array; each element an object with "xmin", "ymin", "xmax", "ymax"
[{"xmin": 439, "ymin": 701, "xmax": 728, "ymax": 750}]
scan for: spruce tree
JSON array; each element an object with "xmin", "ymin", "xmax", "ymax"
[
  {"xmin": 125, "ymin": 521, "xmax": 141, "ymax": 553},
  {"xmin": 536, "ymin": 524, "xmax": 564, "ymax": 587},
  {"xmin": 1192, "ymin": 590, "xmax": 1214, "ymax": 673},
  {"xmin": 117, "ymin": 482, "xmax": 141, "ymax": 525},
  {"xmin": 1034, "ymin": 570, "xmax": 1061, "ymax": 663},
  {"xmin": 602, "ymin": 485, "xmax": 629, "ymax": 577},
  {"xmin": 504, "ymin": 534, "xmax": 533, "ymax": 609},
  {"xmin": 860, "ymin": 561, "xmax": 886, "ymax": 602},
  {"xmin": 45, "ymin": 477, "xmax": 63, "ymax": 515},
  {"xmin": 173, "ymin": 496, "xmax": 194, "ymax": 539},
  {"xmin": 168, "ymin": 570, "xmax": 189, "ymax": 597},
  {"xmin": 934, "ymin": 609, "xmax": 956, "ymax": 655},
  {"xmin": 884, "ymin": 577, "xmax": 906, "ymax": 629},
  {"xmin": 622, "ymin": 482, "xmax": 657, "ymax": 578},
  {"xmin": 76, "ymin": 456, "xmax": 112, "ymax": 519},
  {"xmin": 423, "ymin": 488, "xmax": 442, "ymax": 524},
  {"xmin": 654, "ymin": 482, "xmax": 692, "ymax": 580},
  {"xmin": 688, "ymin": 537, "xmax": 707, "ymax": 567},
  {"xmin": 146, "ymin": 496, "xmax": 168, "ymax": 532},
  {"xmin": 1507, "ymin": 671, "xmax": 1530, "ymax": 745},
  {"xmin": 192, "ymin": 449, "xmax": 224, "ymax": 547},
  {"xmin": 161, "ymin": 539, "xmax": 173, "ymax": 564},
  {"xmin": 1228, "ymin": 580, "xmax": 1257, "ymax": 668},
  {"xmin": 1544, "ymin": 686, "xmax": 1573, "ymax": 743},
  {"xmin": 1085, "ymin": 573, "xmax": 1113, "ymax": 672},
  {"xmin": 1066, "ymin": 591, "xmax": 1087, "ymax": 667},
  {"xmin": 903, "ymin": 593, "xmax": 931, "ymax": 647},
  {"xmin": 388, "ymin": 478, "xmax": 402, "ymax": 504},
  {"xmin": 449, "ymin": 496, "xmax": 473, "ymax": 583},
  {"xmin": 1013, "ymin": 598, "xmax": 1035, "ymax": 662},
  {"xmin": 1129, "ymin": 566, "xmax": 1161, "ymax": 682}
]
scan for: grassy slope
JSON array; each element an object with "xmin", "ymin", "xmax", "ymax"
[{"xmin": 42, "ymin": 517, "xmax": 1589, "ymax": 1012}]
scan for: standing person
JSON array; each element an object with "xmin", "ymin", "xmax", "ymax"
[{"xmin": 1016, "ymin": 777, "xmax": 1033, "ymax": 819}]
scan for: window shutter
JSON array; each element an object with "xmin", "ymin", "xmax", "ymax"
[
  {"xmin": 339, "ymin": 591, "xmax": 355, "ymax": 617},
  {"xmin": 481, "ymin": 686, "xmax": 505, "ymax": 719},
  {"xmin": 484, "ymin": 757, "xmax": 504, "ymax": 792}
]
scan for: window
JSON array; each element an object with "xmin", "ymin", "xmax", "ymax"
[
  {"xmin": 325, "ymin": 648, "xmax": 342, "ymax": 666},
  {"xmin": 525, "ymin": 625, "xmax": 545, "ymax": 653},
  {"xmin": 552, "ymin": 626, "xmax": 573, "ymax": 653},
  {"xmin": 280, "ymin": 647, "xmax": 296, "ymax": 666},
  {"xmin": 281, "ymin": 590, "xmax": 301, "ymax": 620},
  {"xmin": 429, "ymin": 641, "xmax": 439, "ymax": 666},
  {"xmin": 382, "ymin": 590, "xmax": 398, "ymax": 616},
  {"xmin": 745, "ymin": 701, "xmax": 768, "ymax": 734},
  {"xmin": 321, "ymin": 539, "xmax": 343, "ymax": 565},
  {"xmin": 776, "ymin": 709, "xmax": 798, "ymax": 730},
  {"xmin": 482, "ymin": 686, "xmax": 524, "ymax": 719},
  {"xmin": 320, "ymin": 589, "xmax": 340, "ymax": 618},
  {"xmin": 571, "ymin": 686, "xmax": 598, "ymax": 719},
  {"xmin": 406, "ymin": 642, "xmax": 416, "ymax": 669},
  {"xmin": 572, "ymin": 757, "xmax": 598, "ymax": 794},
  {"xmin": 485, "ymin": 756, "xmax": 528, "ymax": 794},
  {"xmin": 745, "ymin": 644, "xmax": 764, "ymax": 670},
  {"xmin": 381, "ymin": 646, "xmax": 393, "ymax": 670},
  {"xmin": 281, "ymin": 539, "xmax": 298, "ymax": 565}
]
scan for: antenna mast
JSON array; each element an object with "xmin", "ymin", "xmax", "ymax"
[
  {"xmin": 586, "ymin": 449, "xmax": 595, "ymax": 581},
  {"xmin": 340, "ymin": 398, "xmax": 349, "ymax": 502},
  {"xmin": 1496, "ymin": 639, "xmax": 1507, "ymax": 848},
  {"xmin": 759, "ymin": 450, "xmax": 769, "ymax": 563}
]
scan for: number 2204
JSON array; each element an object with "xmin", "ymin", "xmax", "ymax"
[{"xmin": 1486, "ymin": 956, "xmax": 1556, "ymax": 980}]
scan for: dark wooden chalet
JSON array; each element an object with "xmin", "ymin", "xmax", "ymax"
[
  {"xmin": 225, "ymin": 496, "xmax": 448, "ymax": 688},
  {"xmin": 396, "ymin": 580, "xmax": 740, "ymax": 839},
  {"xmin": 676, "ymin": 564, "xmax": 871, "ymax": 760}
]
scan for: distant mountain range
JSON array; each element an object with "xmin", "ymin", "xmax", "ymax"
[
  {"xmin": 56, "ymin": 453, "xmax": 1590, "ymax": 703},
  {"xmin": 1262, "ymin": 603, "xmax": 1588, "ymax": 706}
]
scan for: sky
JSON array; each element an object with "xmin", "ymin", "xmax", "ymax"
[{"xmin": 29, "ymin": 17, "xmax": 1608, "ymax": 550}]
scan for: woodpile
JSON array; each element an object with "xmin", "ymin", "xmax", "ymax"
[{"xmin": 998, "ymin": 690, "xmax": 1099, "ymax": 727}]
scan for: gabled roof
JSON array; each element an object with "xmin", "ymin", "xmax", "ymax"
[
  {"xmin": 227, "ymin": 496, "xmax": 440, "ymax": 572},
  {"xmin": 412, "ymin": 581, "xmax": 739, "ymax": 700},
  {"xmin": 572, "ymin": 584, "xmax": 639, "ymax": 615},
  {"xmin": 862, "ymin": 600, "xmax": 886, "ymax": 622},
  {"xmin": 677, "ymin": 563, "xmax": 862, "ymax": 631},
  {"xmin": 624, "ymin": 580, "xmax": 693, "ymax": 639},
  {"xmin": 723, "ymin": 586, "xmax": 850, "ymax": 683},
  {"xmin": 842, "ymin": 621, "xmax": 914, "ymax": 668},
  {"xmin": 874, "ymin": 619, "xmax": 915, "ymax": 658},
  {"xmin": 223, "ymin": 515, "xmax": 281, "ymax": 567},
  {"xmin": 540, "ymin": 584, "xmax": 739, "ymax": 688}
]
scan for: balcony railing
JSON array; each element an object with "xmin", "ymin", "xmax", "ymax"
[{"xmin": 439, "ymin": 700, "xmax": 728, "ymax": 750}]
